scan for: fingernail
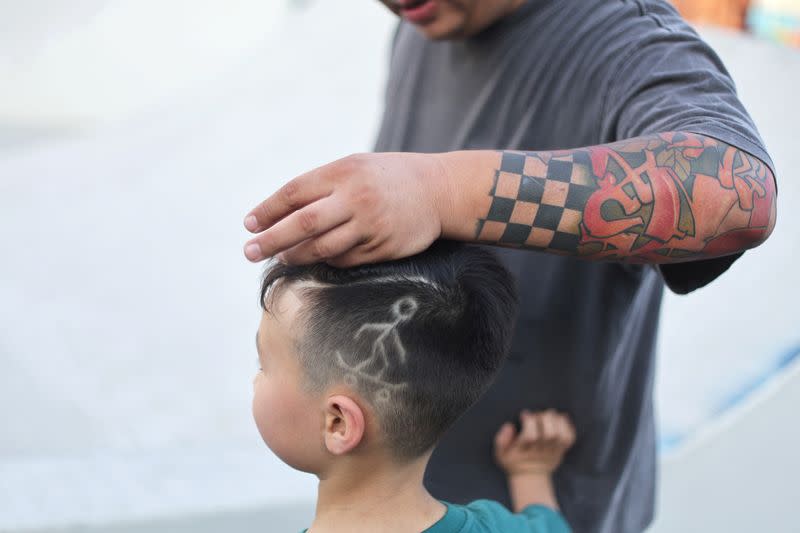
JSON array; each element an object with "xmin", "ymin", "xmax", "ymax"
[
  {"xmin": 245, "ymin": 243, "xmax": 263, "ymax": 261},
  {"xmin": 244, "ymin": 215, "xmax": 259, "ymax": 232}
]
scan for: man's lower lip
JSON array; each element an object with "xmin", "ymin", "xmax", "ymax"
[{"xmin": 400, "ymin": 0, "xmax": 437, "ymax": 24}]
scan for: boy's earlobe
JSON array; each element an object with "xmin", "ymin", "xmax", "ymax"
[{"xmin": 323, "ymin": 395, "xmax": 365, "ymax": 455}]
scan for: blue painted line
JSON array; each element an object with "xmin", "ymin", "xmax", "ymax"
[{"xmin": 657, "ymin": 343, "xmax": 800, "ymax": 454}]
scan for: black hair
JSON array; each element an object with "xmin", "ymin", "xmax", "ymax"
[{"xmin": 260, "ymin": 240, "xmax": 518, "ymax": 461}]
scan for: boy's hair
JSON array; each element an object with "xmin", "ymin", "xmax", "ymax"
[{"xmin": 260, "ymin": 240, "xmax": 518, "ymax": 461}]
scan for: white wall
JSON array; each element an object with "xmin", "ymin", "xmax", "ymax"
[
  {"xmin": 0, "ymin": 1, "xmax": 284, "ymax": 125},
  {"xmin": 0, "ymin": 1, "xmax": 394, "ymax": 530},
  {"xmin": 649, "ymin": 357, "xmax": 800, "ymax": 533}
]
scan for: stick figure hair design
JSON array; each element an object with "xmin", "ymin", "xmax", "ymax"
[
  {"xmin": 335, "ymin": 296, "xmax": 418, "ymax": 403},
  {"xmin": 260, "ymin": 240, "xmax": 518, "ymax": 460}
]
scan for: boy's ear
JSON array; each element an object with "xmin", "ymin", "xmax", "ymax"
[{"xmin": 323, "ymin": 395, "xmax": 366, "ymax": 456}]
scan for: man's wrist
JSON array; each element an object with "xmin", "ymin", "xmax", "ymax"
[
  {"xmin": 425, "ymin": 152, "xmax": 455, "ymax": 240},
  {"xmin": 429, "ymin": 150, "xmax": 501, "ymax": 242}
]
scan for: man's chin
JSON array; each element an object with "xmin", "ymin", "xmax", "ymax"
[
  {"xmin": 380, "ymin": 0, "xmax": 468, "ymax": 39},
  {"xmin": 379, "ymin": 0, "xmax": 402, "ymax": 16},
  {"xmin": 413, "ymin": 21, "xmax": 468, "ymax": 40}
]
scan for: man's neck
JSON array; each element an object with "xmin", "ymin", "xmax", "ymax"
[{"xmin": 308, "ymin": 455, "xmax": 445, "ymax": 533}]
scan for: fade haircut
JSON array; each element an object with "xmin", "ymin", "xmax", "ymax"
[{"xmin": 260, "ymin": 240, "xmax": 518, "ymax": 461}]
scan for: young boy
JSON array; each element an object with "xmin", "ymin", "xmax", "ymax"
[{"xmin": 252, "ymin": 240, "xmax": 575, "ymax": 532}]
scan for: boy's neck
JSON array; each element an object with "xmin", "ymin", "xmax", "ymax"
[{"xmin": 309, "ymin": 453, "xmax": 446, "ymax": 533}]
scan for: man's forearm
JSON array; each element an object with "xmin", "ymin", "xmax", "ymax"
[{"xmin": 435, "ymin": 132, "xmax": 777, "ymax": 263}]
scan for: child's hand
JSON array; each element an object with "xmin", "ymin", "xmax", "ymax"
[{"xmin": 494, "ymin": 409, "xmax": 576, "ymax": 476}]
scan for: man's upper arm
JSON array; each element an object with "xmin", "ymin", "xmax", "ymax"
[{"xmin": 600, "ymin": 8, "xmax": 776, "ymax": 293}]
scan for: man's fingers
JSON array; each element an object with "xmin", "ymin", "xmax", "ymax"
[
  {"xmin": 244, "ymin": 196, "xmax": 350, "ymax": 262},
  {"xmin": 279, "ymin": 221, "xmax": 366, "ymax": 265},
  {"xmin": 325, "ymin": 233, "xmax": 389, "ymax": 268},
  {"xmin": 326, "ymin": 248, "xmax": 372, "ymax": 269},
  {"xmin": 244, "ymin": 167, "xmax": 334, "ymax": 234}
]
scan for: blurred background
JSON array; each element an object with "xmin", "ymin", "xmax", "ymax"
[
  {"xmin": 0, "ymin": 1, "xmax": 797, "ymax": 532},
  {"xmin": 674, "ymin": 0, "xmax": 800, "ymax": 45}
]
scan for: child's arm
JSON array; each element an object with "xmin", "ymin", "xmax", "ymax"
[{"xmin": 493, "ymin": 409, "xmax": 576, "ymax": 512}]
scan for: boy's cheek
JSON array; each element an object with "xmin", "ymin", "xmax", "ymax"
[
  {"xmin": 251, "ymin": 380, "xmax": 271, "ymax": 432},
  {"xmin": 252, "ymin": 387, "xmax": 272, "ymax": 442},
  {"xmin": 252, "ymin": 394, "xmax": 297, "ymax": 465}
]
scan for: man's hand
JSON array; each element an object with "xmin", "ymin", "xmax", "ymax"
[
  {"xmin": 243, "ymin": 152, "xmax": 451, "ymax": 267},
  {"xmin": 494, "ymin": 409, "xmax": 576, "ymax": 477}
]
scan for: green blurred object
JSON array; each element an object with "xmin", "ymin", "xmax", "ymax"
[{"xmin": 749, "ymin": 4, "xmax": 800, "ymax": 47}]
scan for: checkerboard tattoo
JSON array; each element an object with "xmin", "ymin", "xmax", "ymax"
[
  {"xmin": 475, "ymin": 151, "xmax": 598, "ymax": 253},
  {"xmin": 473, "ymin": 132, "xmax": 776, "ymax": 262}
]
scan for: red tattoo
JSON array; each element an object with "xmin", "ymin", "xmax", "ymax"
[
  {"xmin": 579, "ymin": 133, "xmax": 775, "ymax": 260},
  {"xmin": 478, "ymin": 132, "xmax": 776, "ymax": 262}
]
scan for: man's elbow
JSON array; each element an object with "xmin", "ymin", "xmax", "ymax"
[
  {"xmin": 700, "ymin": 154, "xmax": 778, "ymax": 258},
  {"xmin": 753, "ymin": 159, "xmax": 777, "ymax": 243},
  {"xmin": 743, "ymin": 215, "xmax": 776, "ymax": 252},
  {"xmin": 736, "ymin": 160, "xmax": 778, "ymax": 252}
]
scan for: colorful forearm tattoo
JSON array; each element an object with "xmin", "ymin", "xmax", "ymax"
[{"xmin": 474, "ymin": 132, "xmax": 777, "ymax": 262}]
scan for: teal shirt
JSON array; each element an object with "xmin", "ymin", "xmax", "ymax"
[
  {"xmin": 302, "ymin": 500, "xmax": 571, "ymax": 532},
  {"xmin": 425, "ymin": 500, "xmax": 571, "ymax": 533}
]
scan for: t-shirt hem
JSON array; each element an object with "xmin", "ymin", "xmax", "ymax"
[{"xmin": 520, "ymin": 503, "xmax": 573, "ymax": 531}]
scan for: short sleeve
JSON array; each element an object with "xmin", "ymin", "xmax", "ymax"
[
  {"xmin": 465, "ymin": 499, "xmax": 572, "ymax": 532},
  {"xmin": 600, "ymin": 7, "xmax": 775, "ymax": 294},
  {"xmin": 519, "ymin": 504, "xmax": 573, "ymax": 532}
]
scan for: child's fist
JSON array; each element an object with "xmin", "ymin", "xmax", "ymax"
[{"xmin": 494, "ymin": 409, "xmax": 576, "ymax": 476}]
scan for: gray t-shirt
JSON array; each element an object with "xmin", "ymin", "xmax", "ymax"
[{"xmin": 374, "ymin": 1, "xmax": 772, "ymax": 532}]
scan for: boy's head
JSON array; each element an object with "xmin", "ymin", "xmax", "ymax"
[{"xmin": 252, "ymin": 240, "xmax": 517, "ymax": 473}]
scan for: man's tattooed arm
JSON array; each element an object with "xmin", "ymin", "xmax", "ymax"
[{"xmin": 448, "ymin": 132, "xmax": 776, "ymax": 263}]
